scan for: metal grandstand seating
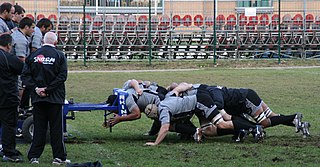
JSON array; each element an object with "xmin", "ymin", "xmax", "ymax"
[
  {"xmin": 124, "ymin": 15, "xmax": 137, "ymax": 58},
  {"xmin": 48, "ymin": 14, "xmax": 58, "ymax": 31},
  {"xmin": 157, "ymin": 15, "xmax": 171, "ymax": 58},
  {"xmin": 270, "ymin": 14, "xmax": 279, "ymax": 30},
  {"xmin": 204, "ymin": 15, "xmax": 214, "ymax": 30},
  {"xmin": 104, "ymin": 15, "xmax": 115, "ymax": 58},
  {"xmin": 109, "ymin": 15, "xmax": 127, "ymax": 58},
  {"xmin": 91, "ymin": 15, "xmax": 103, "ymax": 58},
  {"xmin": 172, "ymin": 15, "xmax": 192, "ymax": 58},
  {"xmin": 216, "ymin": 14, "xmax": 225, "ymax": 30},
  {"xmin": 68, "ymin": 15, "xmax": 81, "ymax": 58},
  {"xmin": 77, "ymin": 14, "xmax": 93, "ymax": 58},
  {"xmin": 194, "ymin": 14, "xmax": 204, "ymax": 28},
  {"xmin": 292, "ymin": 14, "xmax": 303, "ymax": 30},
  {"xmin": 172, "ymin": 14, "xmax": 181, "ymax": 28},
  {"xmin": 57, "ymin": 15, "xmax": 70, "ymax": 56},
  {"xmin": 225, "ymin": 14, "xmax": 236, "ymax": 31},
  {"xmin": 135, "ymin": 15, "xmax": 148, "ymax": 57},
  {"xmin": 305, "ymin": 14, "xmax": 317, "ymax": 57},
  {"xmin": 257, "ymin": 14, "xmax": 269, "ymax": 31},
  {"xmin": 52, "ymin": 12, "xmax": 320, "ymax": 60}
]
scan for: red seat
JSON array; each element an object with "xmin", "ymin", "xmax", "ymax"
[
  {"xmin": 37, "ymin": 14, "xmax": 45, "ymax": 21},
  {"xmin": 26, "ymin": 14, "xmax": 35, "ymax": 21},
  {"xmin": 150, "ymin": 15, "xmax": 159, "ymax": 31},
  {"xmin": 48, "ymin": 14, "xmax": 57, "ymax": 23},
  {"xmin": 205, "ymin": 16, "xmax": 214, "ymax": 27},
  {"xmin": 306, "ymin": 14, "xmax": 314, "ymax": 23},
  {"xmin": 125, "ymin": 15, "xmax": 137, "ymax": 32},
  {"xmin": 160, "ymin": 15, "xmax": 170, "ymax": 27},
  {"xmin": 258, "ymin": 14, "xmax": 269, "ymax": 30},
  {"xmin": 239, "ymin": 14, "xmax": 247, "ymax": 28},
  {"xmin": 216, "ymin": 14, "xmax": 225, "ymax": 25},
  {"xmin": 182, "ymin": 15, "xmax": 192, "ymax": 27},
  {"xmin": 259, "ymin": 14, "xmax": 269, "ymax": 26},
  {"xmin": 293, "ymin": 14, "xmax": 303, "ymax": 26},
  {"xmin": 193, "ymin": 15, "xmax": 203, "ymax": 27},
  {"xmin": 270, "ymin": 14, "xmax": 279, "ymax": 30},
  {"xmin": 172, "ymin": 15, "xmax": 181, "ymax": 27},
  {"xmin": 138, "ymin": 15, "xmax": 148, "ymax": 25}
]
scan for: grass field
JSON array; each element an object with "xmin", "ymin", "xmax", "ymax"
[{"xmin": 2, "ymin": 61, "xmax": 320, "ymax": 167}]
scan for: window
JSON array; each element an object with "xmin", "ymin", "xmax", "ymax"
[{"xmin": 237, "ymin": 0, "xmax": 272, "ymax": 7}]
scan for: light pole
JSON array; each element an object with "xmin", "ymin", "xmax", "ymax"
[
  {"xmin": 148, "ymin": 0, "xmax": 152, "ymax": 65},
  {"xmin": 277, "ymin": 0, "xmax": 281, "ymax": 64},
  {"xmin": 83, "ymin": 0, "xmax": 87, "ymax": 66},
  {"xmin": 213, "ymin": 0, "xmax": 217, "ymax": 65}
]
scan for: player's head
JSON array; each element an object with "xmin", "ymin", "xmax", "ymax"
[
  {"xmin": 144, "ymin": 104, "xmax": 158, "ymax": 119},
  {"xmin": 106, "ymin": 94, "xmax": 117, "ymax": 105}
]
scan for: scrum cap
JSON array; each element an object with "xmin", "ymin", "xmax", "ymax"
[{"xmin": 144, "ymin": 104, "xmax": 158, "ymax": 119}]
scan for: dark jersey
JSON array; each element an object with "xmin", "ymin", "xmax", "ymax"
[{"xmin": 203, "ymin": 85, "xmax": 249, "ymax": 115}]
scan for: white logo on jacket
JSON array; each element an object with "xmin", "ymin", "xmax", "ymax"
[{"xmin": 34, "ymin": 55, "xmax": 56, "ymax": 65}]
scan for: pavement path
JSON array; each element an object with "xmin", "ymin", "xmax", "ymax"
[{"xmin": 69, "ymin": 66, "xmax": 320, "ymax": 73}]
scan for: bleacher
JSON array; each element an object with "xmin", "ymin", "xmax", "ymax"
[{"xmin": 26, "ymin": 13, "xmax": 320, "ymax": 60}]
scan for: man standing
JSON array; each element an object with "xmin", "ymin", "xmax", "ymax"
[
  {"xmin": 11, "ymin": 17, "xmax": 35, "ymax": 110},
  {"xmin": 11, "ymin": 16, "xmax": 35, "ymax": 62},
  {"xmin": 0, "ymin": 34, "xmax": 24, "ymax": 162},
  {"xmin": 21, "ymin": 32, "xmax": 70, "ymax": 165},
  {"xmin": 6, "ymin": 4, "xmax": 25, "ymax": 30},
  {"xmin": 31, "ymin": 18, "xmax": 53, "ymax": 53},
  {"xmin": 0, "ymin": 2, "xmax": 14, "ymax": 36}
]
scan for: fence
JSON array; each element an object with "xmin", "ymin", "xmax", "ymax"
[{"xmin": 10, "ymin": 0, "xmax": 320, "ymax": 61}]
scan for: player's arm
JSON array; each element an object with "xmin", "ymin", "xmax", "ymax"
[
  {"xmin": 129, "ymin": 79, "xmax": 143, "ymax": 95},
  {"xmin": 145, "ymin": 123, "xmax": 170, "ymax": 146},
  {"xmin": 109, "ymin": 106, "xmax": 141, "ymax": 126},
  {"xmin": 171, "ymin": 82, "xmax": 193, "ymax": 96}
]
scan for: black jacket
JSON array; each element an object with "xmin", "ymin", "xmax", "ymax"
[
  {"xmin": 21, "ymin": 45, "xmax": 67, "ymax": 104},
  {"xmin": 0, "ymin": 48, "xmax": 24, "ymax": 108}
]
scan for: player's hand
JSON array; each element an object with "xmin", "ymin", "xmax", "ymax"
[
  {"xmin": 102, "ymin": 120, "xmax": 112, "ymax": 128},
  {"xmin": 144, "ymin": 142, "xmax": 157, "ymax": 146},
  {"xmin": 108, "ymin": 114, "xmax": 120, "ymax": 126},
  {"xmin": 136, "ymin": 88, "xmax": 143, "ymax": 96}
]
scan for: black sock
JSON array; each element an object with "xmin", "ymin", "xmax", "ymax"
[
  {"xmin": 269, "ymin": 114, "xmax": 296, "ymax": 127},
  {"xmin": 217, "ymin": 128, "xmax": 235, "ymax": 136},
  {"xmin": 232, "ymin": 115, "xmax": 256, "ymax": 131}
]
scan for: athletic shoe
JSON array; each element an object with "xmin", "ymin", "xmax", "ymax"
[
  {"xmin": 252, "ymin": 125, "xmax": 265, "ymax": 143},
  {"xmin": 301, "ymin": 122, "xmax": 311, "ymax": 138},
  {"xmin": 293, "ymin": 113, "xmax": 303, "ymax": 133},
  {"xmin": 193, "ymin": 128, "xmax": 202, "ymax": 143},
  {"xmin": 52, "ymin": 158, "xmax": 71, "ymax": 165},
  {"xmin": 30, "ymin": 158, "xmax": 39, "ymax": 164},
  {"xmin": 232, "ymin": 129, "xmax": 248, "ymax": 142},
  {"xmin": 2, "ymin": 155, "xmax": 23, "ymax": 163}
]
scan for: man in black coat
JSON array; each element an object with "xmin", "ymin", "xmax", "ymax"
[
  {"xmin": 0, "ymin": 34, "xmax": 24, "ymax": 162},
  {"xmin": 22, "ymin": 32, "xmax": 70, "ymax": 165}
]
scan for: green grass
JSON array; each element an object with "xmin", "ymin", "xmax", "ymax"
[{"xmin": 3, "ymin": 67, "xmax": 320, "ymax": 167}]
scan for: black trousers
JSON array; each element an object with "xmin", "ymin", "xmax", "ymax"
[
  {"xmin": 27, "ymin": 102, "xmax": 67, "ymax": 161},
  {"xmin": 20, "ymin": 86, "xmax": 32, "ymax": 109},
  {"xmin": 0, "ymin": 106, "xmax": 18, "ymax": 156},
  {"xmin": 195, "ymin": 88, "xmax": 220, "ymax": 121}
]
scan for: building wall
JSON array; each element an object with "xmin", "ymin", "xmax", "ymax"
[{"xmin": 6, "ymin": 0, "xmax": 320, "ymax": 21}]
